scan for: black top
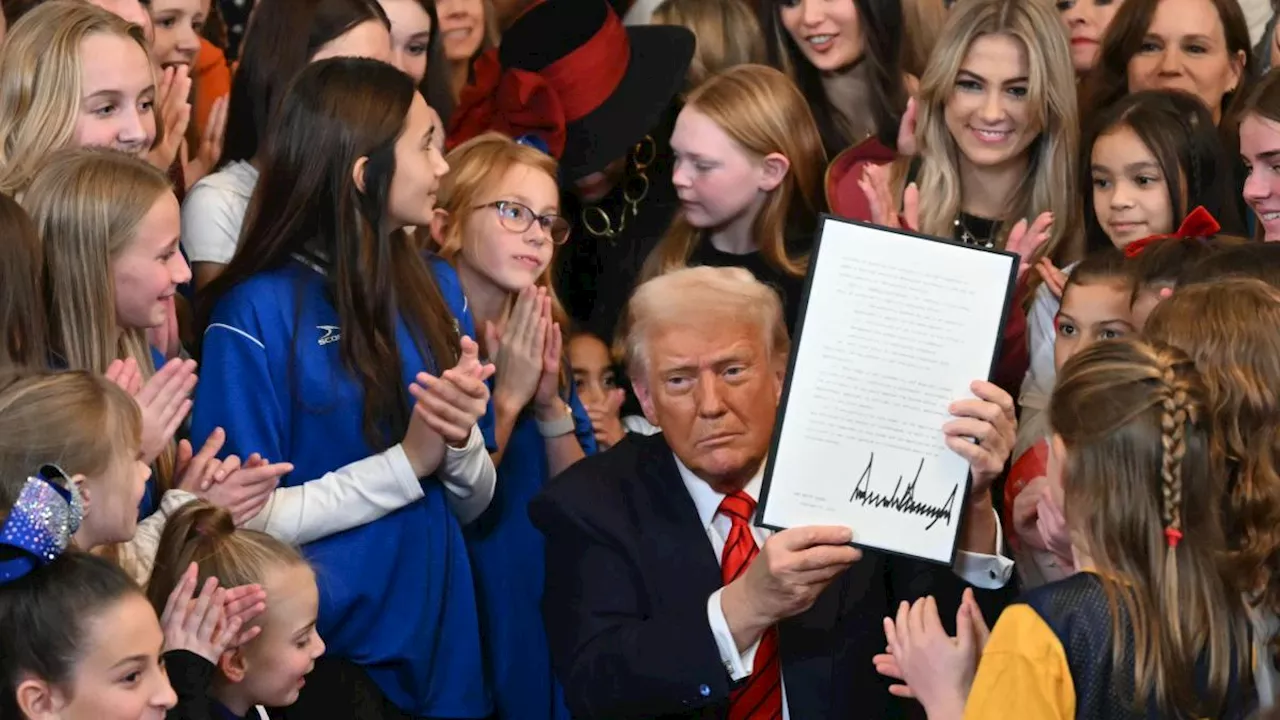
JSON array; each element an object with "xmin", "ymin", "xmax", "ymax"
[
  {"xmin": 1021, "ymin": 572, "xmax": 1256, "ymax": 720},
  {"xmin": 688, "ymin": 237, "xmax": 808, "ymax": 335},
  {"xmin": 556, "ymin": 103, "xmax": 682, "ymax": 343}
]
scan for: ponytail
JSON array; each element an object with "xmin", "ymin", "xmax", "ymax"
[{"xmin": 145, "ymin": 501, "xmax": 305, "ymax": 619}]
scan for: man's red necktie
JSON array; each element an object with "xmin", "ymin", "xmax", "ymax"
[{"xmin": 718, "ymin": 491, "xmax": 783, "ymax": 720}]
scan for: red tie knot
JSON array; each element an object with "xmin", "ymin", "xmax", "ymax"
[{"xmin": 718, "ymin": 491, "xmax": 757, "ymax": 524}]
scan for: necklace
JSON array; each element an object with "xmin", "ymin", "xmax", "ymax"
[
  {"xmin": 581, "ymin": 136, "xmax": 656, "ymax": 240},
  {"xmin": 953, "ymin": 214, "xmax": 997, "ymax": 249}
]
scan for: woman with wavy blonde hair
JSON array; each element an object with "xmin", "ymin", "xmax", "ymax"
[
  {"xmin": 874, "ymin": 0, "xmax": 1080, "ymax": 268},
  {"xmin": 640, "ymin": 63, "xmax": 825, "ymax": 329},
  {"xmin": 0, "ymin": 1, "xmax": 158, "ymax": 196}
]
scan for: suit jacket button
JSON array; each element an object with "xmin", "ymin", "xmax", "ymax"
[{"xmin": 699, "ymin": 684, "xmax": 711, "ymax": 697}]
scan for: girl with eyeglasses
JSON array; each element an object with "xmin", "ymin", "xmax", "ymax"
[{"xmin": 429, "ymin": 130, "xmax": 594, "ymax": 720}]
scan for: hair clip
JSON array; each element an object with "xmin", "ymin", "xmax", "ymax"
[
  {"xmin": 515, "ymin": 134, "xmax": 551, "ymax": 156},
  {"xmin": 1163, "ymin": 527, "xmax": 1183, "ymax": 549},
  {"xmin": 0, "ymin": 465, "xmax": 84, "ymax": 584}
]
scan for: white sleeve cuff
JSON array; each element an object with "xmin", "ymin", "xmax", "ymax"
[
  {"xmin": 707, "ymin": 588, "xmax": 761, "ymax": 681},
  {"xmin": 952, "ymin": 506, "xmax": 1014, "ymax": 590},
  {"xmin": 438, "ymin": 425, "xmax": 497, "ymax": 525}
]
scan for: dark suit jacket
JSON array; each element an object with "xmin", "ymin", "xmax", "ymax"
[{"xmin": 529, "ymin": 433, "xmax": 1016, "ymax": 720}]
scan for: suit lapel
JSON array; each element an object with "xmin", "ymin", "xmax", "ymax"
[{"xmin": 633, "ymin": 435, "xmax": 724, "ymax": 617}]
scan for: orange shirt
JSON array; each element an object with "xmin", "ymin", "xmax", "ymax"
[{"xmin": 192, "ymin": 37, "xmax": 232, "ymax": 139}]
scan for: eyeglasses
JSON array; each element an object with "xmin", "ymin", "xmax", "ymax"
[{"xmin": 475, "ymin": 201, "xmax": 572, "ymax": 245}]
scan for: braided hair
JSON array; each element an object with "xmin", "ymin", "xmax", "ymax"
[{"xmin": 1050, "ymin": 337, "xmax": 1251, "ymax": 717}]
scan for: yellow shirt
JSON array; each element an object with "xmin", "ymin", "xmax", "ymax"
[{"xmin": 963, "ymin": 604, "xmax": 1076, "ymax": 719}]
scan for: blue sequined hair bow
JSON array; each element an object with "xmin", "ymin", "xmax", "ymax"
[{"xmin": 0, "ymin": 465, "xmax": 84, "ymax": 584}]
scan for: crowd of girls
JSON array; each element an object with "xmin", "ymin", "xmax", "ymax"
[{"xmin": 7, "ymin": 0, "xmax": 1280, "ymax": 717}]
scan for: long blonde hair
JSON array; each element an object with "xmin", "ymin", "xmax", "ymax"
[
  {"xmin": 651, "ymin": 0, "xmax": 766, "ymax": 90},
  {"xmin": 644, "ymin": 64, "xmax": 825, "ymax": 282},
  {"xmin": 1051, "ymin": 338, "xmax": 1251, "ymax": 716},
  {"xmin": 0, "ymin": 2, "xmax": 153, "ymax": 196},
  {"xmin": 911, "ymin": 0, "xmax": 1079, "ymax": 265},
  {"xmin": 24, "ymin": 148, "xmax": 172, "ymax": 378}
]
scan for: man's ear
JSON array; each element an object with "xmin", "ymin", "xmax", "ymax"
[
  {"xmin": 15, "ymin": 675, "xmax": 62, "ymax": 719},
  {"xmin": 218, "ymin": 647, "xmax": 249, "ymax": 684},
  {"xmin": 632, "ymin": 379, "xmax": 660, "ymax": 428},
  {"xmin": 758, "ymin": 153, "xmax": 790, "ymax": 193},
  {"xmin": 351, "ymin": 156, "xmax": 369, "ymax": 194}
]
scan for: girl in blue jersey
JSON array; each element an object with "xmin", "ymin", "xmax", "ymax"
[
  {"xmin": 22, "ymin": 148, "xmax": 284, "ymax": 584},
  {"xmin": 193, "ymin": 57, "xmax": 497, "ymax": 719},
  {"xmin": 430, "ymin": 131, "xmax": 596, "ymax": 720}
]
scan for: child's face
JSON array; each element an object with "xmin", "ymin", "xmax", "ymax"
[
  {"xmin": 670, "ymin": 106, "xmax": 784, "ymax": 233},
  {"xmin": 20, "ymin": 593, "xmax": 176, "ymax": 719},
  {"xmin": 1090, "ymin": 125, "xmax": 1175, "ymax": 249},
  {"xmin": 568, "ymin": 334, "xmax": 619, "ymax": 408},
  {"xmin": 459, "ymin": 162, "xmax": 559, "ymax": 294},
  {"xmin": 77, "ymin": 441, "xmax": 152, "ymax": 549},
  {"xmin": 74, "ymin": 33, "xmax": 157, "ymax": 156},
  {"xmin": 234, "ymin": 563, "xmax": 324, "ymax": 708},
  {"xmin": 112, "ymin": 193, "xmax": 191, "ymax": 331},
  {"xmin": 1053, "ymin": 280, "xmax": 1135, "ymax": 371}
]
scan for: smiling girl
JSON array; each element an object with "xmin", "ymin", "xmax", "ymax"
[
  {"xmin": 432, "ymin": 132, "xmax": 594, "ymax": 720},
  {"xmin": 1240, "ymin": 68, "xmax": 1280, "ymax": 240},
  {"xmin": 641, "ymin": 64, "xmax": 825, "ymax": 330},
  {"xmin": 148, "ymin": 502, "xmax": 327, "ymax": 720},
  {"xmin": 0, "ymin": 2, "xmax": 157, "ymax": 196}
]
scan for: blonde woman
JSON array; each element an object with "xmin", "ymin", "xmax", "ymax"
[
  {"xmin": 0, "ymin": 1, "xmax": 158, "ymax": 197},
  {"xmin": 843, "ymin": 0, "xmax": 1074, "ymax": 396},
  {"xmin": 886, "ymin": 0, "xmax": 1076, "ymax": 261},
  {"xmin": 641, "ymin": 64, "xmax": 826, "ymax": 330},
  {"xmin": 651, "ymin": 0, "xmax": 766, "ymax": 90}
]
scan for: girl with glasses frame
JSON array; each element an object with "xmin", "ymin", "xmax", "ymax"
[{"xmin": 430, "ymin": 131, "xmax": 594, "ymax": 720}]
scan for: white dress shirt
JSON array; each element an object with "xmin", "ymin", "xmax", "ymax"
[{"xmin": 675, "ymin": 455, "xmax": 1014, "ymax": 719}]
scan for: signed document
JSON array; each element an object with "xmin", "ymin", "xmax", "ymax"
[{"xmin": 757, "ymin": 216, "xmax": 1017, "ymax": 565}]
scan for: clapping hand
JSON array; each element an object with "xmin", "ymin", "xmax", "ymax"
[
  {"xmin": 873, "ymin": 589, "xmax": 989, "ymax": 718},
  {"xmin": 136, "ymin": 358, "xmax": 199, "ymax": 464},
  {"xmin": 858, "ymin": 164, "xmax": 921, "ymax": 232},
  {"xmin": 161, "ymin": 562, "xmax": 267, "ymax": 664},
  {"xmin": 404, "ymin": 336, "xmax": 496, "ymax": 477},
  {"xmin": 486, "ymin": 287, "xmax": 553, "ymax": 414},
  {"xmin": 1006, "ymin": 212, "xmax": 1053, "ymax": 281},
  {"xmin": 146, "ymin": 65, "xmax": 192, "ymax": 172},
  {"xmin": 181, "ymin": 95, "xmax": 229, "ymax": 188}
]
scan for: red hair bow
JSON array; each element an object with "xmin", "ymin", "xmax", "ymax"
[
  {"xmin": 1122, "ymin": 206, "xmax": 1222, "ymax": 259},
  {"xmin": 446, "ymin": 49, "xmax": 567, "ymax": 158}
]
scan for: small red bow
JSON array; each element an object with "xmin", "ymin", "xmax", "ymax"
[
  {"xmin": 1164, "ymin": 527, "xmax": 1183, "ymax": 549},
  {"xmin": 1122, "ymin": 206, "xmax": 1221, "ymax": 258},
  {"xmin": 446, "ymin": 48, "xmax": 567, "ymax": 158}
]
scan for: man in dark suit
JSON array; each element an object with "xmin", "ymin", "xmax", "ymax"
[{"xmin": 530, "ymin": 266, "xmax": 1018, "ymax": 720}]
